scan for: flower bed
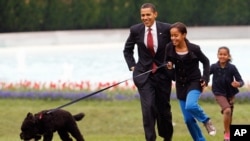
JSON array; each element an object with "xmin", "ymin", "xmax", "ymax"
[
  {"xmin": 0, "ymin": 80, "xmax": 138, "ymax": 100},
  {"xmin": 0, "ymin": 80, "xmax": 249, "ymax": 101}
]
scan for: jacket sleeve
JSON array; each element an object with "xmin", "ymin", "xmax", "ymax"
[
  {"xmin": 232, "ymin": 65, "xmax": 245, "ymax": 87},
  {"xmin": 210, "ymin": 64, "xmax": 215, "ymax": 75},
  {"xmin": 123, "ymin": 27, "xmax": 136, "ymax": 71},
  {"xmin": 164, "ymin": 43, "xmax": 176, "ymax": 81},
  {"xmin": 195, "ymin": 46, "xmax": 210, "ymax": 85}
]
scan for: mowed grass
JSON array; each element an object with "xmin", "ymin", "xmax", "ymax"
[{"xmin": 0, "ymin": 98, "xmax": 250, "ymax": 141}]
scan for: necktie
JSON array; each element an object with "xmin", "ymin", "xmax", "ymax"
[{"xmin": 147, "ymin": 28, "xmax": 157, "ymax": 73}]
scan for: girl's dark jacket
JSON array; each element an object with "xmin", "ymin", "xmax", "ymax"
[
  {"xmin": 165, "ymin": 40, "xmax": 210, "ymax": 100},
  {"xmin": 210, "ymin": 61, "xmax": 244, "ymax": 97}
]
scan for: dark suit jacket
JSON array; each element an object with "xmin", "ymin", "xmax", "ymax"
[{"xmin": 123, "ymin": 21, "xmax": 171, "ymax": 87}]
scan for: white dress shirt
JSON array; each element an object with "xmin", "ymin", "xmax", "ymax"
[{"xmin": 144, "ymin": 22, "xmax": 158, "ymax": 53}]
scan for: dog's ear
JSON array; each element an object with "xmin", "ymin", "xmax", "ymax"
[{"xmin": 26, "ymin": 112, "xmax": 34, "ymax": 119}]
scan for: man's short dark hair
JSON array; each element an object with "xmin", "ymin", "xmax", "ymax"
[{"xmin": 141, "ymin": 3, "xmax": 156, "ymax": 12}]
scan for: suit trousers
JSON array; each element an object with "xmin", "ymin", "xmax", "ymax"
[{"xmin": 137, "ymin": 73, "xmax": 173, "ymax": 141}]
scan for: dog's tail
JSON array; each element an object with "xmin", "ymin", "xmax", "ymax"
[{"xmin": 73, "ymin": 113, "xmax": 85, "ymax": 121}]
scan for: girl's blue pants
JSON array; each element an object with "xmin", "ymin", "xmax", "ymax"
[{"xmin": 179, "ymin": 90, "xmax": 210, "ymax": 141}]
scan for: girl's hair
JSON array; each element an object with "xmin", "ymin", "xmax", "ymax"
[
  {"xmin": 218, "ymin": 46, "xmax": 232, "ymax": 62},
  {"xmin": 141, "ymin": 3, "xmax": 156, "ymax": 13},
  {"xmin": 170, "ymin": 22, "xmax": 187, "ymax": 35}
]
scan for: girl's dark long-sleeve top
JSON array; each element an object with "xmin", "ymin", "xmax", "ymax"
[
  {"xmin": 210, "ymin": 61, "xmax": 244, "ymax": 97},
  {"xmin": 165, "ymin": 40, "xmax": 210, "ymax": 100}
]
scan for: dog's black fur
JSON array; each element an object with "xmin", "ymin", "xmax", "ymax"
[{"xmin": 20, "ymin": 109, "xmax": 85, "ymax": 141}]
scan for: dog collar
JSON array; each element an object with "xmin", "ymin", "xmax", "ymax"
[{"xmin": 39, "ymin": 113, "xmax": 43, "ymax": 119}]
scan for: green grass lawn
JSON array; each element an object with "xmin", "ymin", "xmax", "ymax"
[{"xmin": 0, "ymin": 98, "xmax": 250, "ymax": 141}]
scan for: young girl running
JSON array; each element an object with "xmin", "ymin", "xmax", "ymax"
[
  {"xmin": 165, "ymin": 22, "xmax": 216, "ymax": 141},
  {"xmin": 210, "ymin": 46, "xmax": 244, "ymax": 141}
]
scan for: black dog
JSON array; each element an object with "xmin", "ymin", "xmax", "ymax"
[{"xmin": 20, "ymin": 109, "xmax": 85, "ymax": 141}]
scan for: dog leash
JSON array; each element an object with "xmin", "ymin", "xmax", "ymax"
[{"xmin": 47, "ymin": 63, "xmax": 167, "ymax": 114}]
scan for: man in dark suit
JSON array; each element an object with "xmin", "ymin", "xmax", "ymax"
[{"xmin": 123, "ymin": 3, "xmax": 173, "ymax": 141}]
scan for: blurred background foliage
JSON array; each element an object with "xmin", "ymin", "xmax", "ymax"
[{"xmin": 0, "ymin": 0, "xmax": 249, "ymax": 32}]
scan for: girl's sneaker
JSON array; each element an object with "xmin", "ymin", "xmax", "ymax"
[
  {"xmin": 204, "ymin": 120, "xmax": 216, "ymax": 136},
  {"xmin": 224, "ymin": 132, "xmax": 230, "ymax": 141}
]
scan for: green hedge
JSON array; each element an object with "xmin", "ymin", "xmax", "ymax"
[{"xmin": 0, "ymin": 0, "xmax": 249, "ymax": 32}]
